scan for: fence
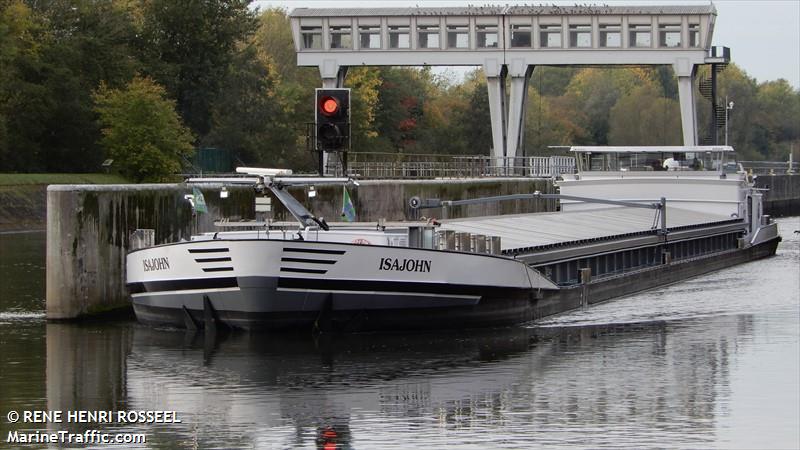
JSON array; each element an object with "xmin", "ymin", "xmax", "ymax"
[
  {"xmin": 740, "ymin": 160, "xmax": 799, "ymax": 175},
  {"xmin": 326, "ymin": 153, "xmax": 576, "ymax": 179}
]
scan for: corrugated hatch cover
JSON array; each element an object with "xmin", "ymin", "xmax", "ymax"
[{"xmin": 439, "ymin": 207, "xmax": 740, "ymax": 255}]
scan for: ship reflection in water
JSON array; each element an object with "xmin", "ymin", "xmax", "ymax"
[{"xmin": 37, "ymin": 311, "xmax": 792, "ymax": 449}]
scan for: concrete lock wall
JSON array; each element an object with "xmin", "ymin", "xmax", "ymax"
[
  {"xmin": 298, "ymin": 178, "xmax": 557, "ymax": 222},
  {"xmin": 46, "ymin": 179, "xmax": 557, "ymax": 320},
  {"xmin": 46, "ymin": 184, "xmax": 255, "ymax": 319},
  {"xmin": 755, "ymin": 174, "xmax": 800, "ymax": 216}
]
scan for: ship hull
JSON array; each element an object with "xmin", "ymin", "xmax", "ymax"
[
  {"xmin": 534, "ymin": 236, "xmax": 780, "ymax": 319},
  {"xmin": 127, "ymin": 238, "xmax": 556, "ymax": 331},
  {"xmin": 127, "ymin": 236, "xmax": 780, "ymax": 332}
]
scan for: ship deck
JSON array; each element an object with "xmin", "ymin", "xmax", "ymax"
[{"xmin": 438, "ymin": 206, "xmax": 743, "ymax": 256}]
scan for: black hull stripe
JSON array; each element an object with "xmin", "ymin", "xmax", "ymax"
[
  {"xmin": 281, "ymin": 257, "xmax": 337, "ymax": 265},
  {"xmin": 195, "ymin": 257, "xmax": 232, "ymax": 263},
  {"xmin": 280, "ymin": 268, "xmax": 328, "ymax": 274},
  {"xmin": 202, "ymin": 267, "xmax": 234, "ymax": 273},
  {"xmin": 188, "ymin": 248, "xmax": 230, "ymax": 254},
  {"xmin": 283, "ymin": 247, "xmax": 346, "ymax": 255},
  {"xmin": 128, "ymin": 277, "xmax": 238, "ymax": 294}
]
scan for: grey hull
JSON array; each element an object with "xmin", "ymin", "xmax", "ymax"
[{"xmin": 131, "ymin": 237, "xmax": 780, "ymax": 332}]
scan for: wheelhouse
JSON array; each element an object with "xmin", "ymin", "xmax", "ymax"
[{"xmin": 571, "ymin": 146, "xmax": 738, "ymax": 174}]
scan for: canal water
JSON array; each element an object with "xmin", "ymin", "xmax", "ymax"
[{"xmin": 1, "ymin": 218, "xmax": 798, "ymax": 449}]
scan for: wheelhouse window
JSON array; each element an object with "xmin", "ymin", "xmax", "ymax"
[
  {"xmin": 629, "ymin": 24, "xmax": 652, "ymax": 47},
  {"xmin": 301, "ymin": 26, "xmax": 322, "ymax": 49},
  {"xmin": 569, "ymin": 24, "xmax": 591, "ymax": 48},
  {"xmin": 389, "ymin": 25, "xmax": 410, "ymax": 48},
  {"xmin": 688, "ymin": 23, "xmax": 700, "ymax": 47},
  {"xmin": 580, "ymin": 152, "xmax": 662, "ymax": 172},
  {"xmin": 359, "ymin": 26, "xmax": 381, "ymax": 49},
  {"xmin": 447, "ymin": 25, "xmax": 469, "ymax": 48},
  {"xmin": 599, "ymin": 24, "xmax": 621, "ymax": 47},
  {"xmin": 540, "ymin": 25, "xmax": 562, "ymax": 48},
  {"xmin": 577, "ymin": 151, "xmax": 727, "ymax": 172},
  {"xmin": 477, "ymin": 25, "xmax": 498, "ymax": 48},
  {"xmin": 659, "ymin": 24, "xmax": 681, "ymax": 48},
  {"xmin": 510, "ymin": 24, "xmax": 531, "ymax": 47},
  {"xmin": 418, "ymin": 25, "xmax": 440, "ymax": 49},
  {"xmin": 330, "ymin": 26, "xmax": 352, "ymax": 49}
]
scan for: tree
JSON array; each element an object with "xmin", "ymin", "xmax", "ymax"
[
  {"xmin": 0, "ymin": 0, "xmax": 39, "ymax": 170},
  {"xmin": 713, "ymin": 64, "xmax": 762, "ymax": 159},
  {"xmin": 525, "ymin": 89, "xmax": 589, "ymax": 154},
  {"xmin": 454, "ymin": 70, "xmax": 493, "ymax": 154},
  {"xmin": 608, "ymin": 84, "xmax": 682, "ymax": 145},
  {"xmin": 138, "ymin": 0, "xmax": 257, "ymax": 137},
  {"xmin": 532, "ymin": 66, "xmax": 577, "ymax": 97},
  {"xmin": 372, "ymin": 67, "xmax": 429, "ymax": 152},
  {"xmin": 93, "ymin": 76, "xmax": 194, "ymax": 182},
  {"xmin": 254, "ymin": 7, "xmax": 302, "ymax": 81},
  {"xmin": 753, "ymin": 79, "xmax": 800, "ymax": 160},
  {"xmin": 654, "ymin": 65, "xmax": 679, "ymax": 100},
  {"xmin": 203, "ymin": 45, "xmax": 302, "ymax": 169},
  {"xmin": 562, "ymin": 67, "xmax": 658, "ymax": 144},
  {"xmin": 36, "ymin": 0, "xmax": 141, "ymax": 172},
  {"xmin": 420, "ymin": 83, "xmax": 472, "ymax": 154},
  {"xmin": 344, "ymin": 67, "xmax": 382, "ymax": 150},
  {"xmin": 251, "ymin": 7, "xmax": 321, "ymax": 167},
  {"xmin": 1, "ymin": 0, "xmax": 140, "ymax": 172}
]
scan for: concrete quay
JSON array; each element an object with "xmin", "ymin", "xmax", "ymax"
[{"xmin": 755, "ymin": 174, "xmax": 800, "ymax": 216}]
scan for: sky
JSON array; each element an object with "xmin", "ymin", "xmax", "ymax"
[{"xmin": 251, "ymin": 0, "xmax": 800, "ymax": 88}]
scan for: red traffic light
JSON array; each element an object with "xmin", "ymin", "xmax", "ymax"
[
  {"xmin": 315, "ymin": 88, "xmax": 350, "ymax": 152},
  {"xmin": 320, "ymin": 96, "xmax": 340, "ymax": 116}
]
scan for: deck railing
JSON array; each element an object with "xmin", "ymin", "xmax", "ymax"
[
  {"xmin": 326, "ymin": 153, "xmax": 576, "ymax": 179},
  {"xmin": 739, "ymin": 160, "xmax": 799, "ymax": 175}
]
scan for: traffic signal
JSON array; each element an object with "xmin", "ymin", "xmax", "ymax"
[{"xmin": 315, "ymin": 88, "xmax": 350, "ymax": 152}]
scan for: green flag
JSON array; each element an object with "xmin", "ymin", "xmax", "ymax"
[
  {"xmin": 341, "ymin": 186, "xmax": 356, "ymax": 222},
  {"xmin": 192, "ymin": 187, "xmax": 207, "ymax": 214}
]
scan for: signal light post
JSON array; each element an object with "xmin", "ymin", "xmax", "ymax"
[{"xmin": 315, "ymin": 88, "xmax": 351, "ymax": 175}]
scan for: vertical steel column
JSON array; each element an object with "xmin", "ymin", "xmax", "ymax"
[
  {"xmin": 674, "ymin": 59, "xmax": 698, "ymax": 146},
  {"xmin": 506, "ymin": 63, "xmax": 534, "ymax": 163},
  {"xmin": 485, "ymin": 61, "xmax": 508, "ymax": 168}
]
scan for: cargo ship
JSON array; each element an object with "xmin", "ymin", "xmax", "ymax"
[{"xmin": 126, "ymin": 146, "xmax": 780, "ymax": 331}]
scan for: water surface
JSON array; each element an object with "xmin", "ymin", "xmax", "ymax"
[{"xmin": 1, "ymin": 218, "xmax": 798, "ymax": 449}]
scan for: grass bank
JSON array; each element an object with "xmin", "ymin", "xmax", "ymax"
[
  {"xmin": 0, "ymin": 173, "xmax": 128, "ymax": 186},
  {"xmin": 0, "ymin": 173, "xmax": 130, "ymax": 231}
]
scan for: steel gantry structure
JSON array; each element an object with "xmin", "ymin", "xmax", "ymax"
[{"xmin": 289, "ymin": 4, "xmax": 728, "ymax": 164}]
